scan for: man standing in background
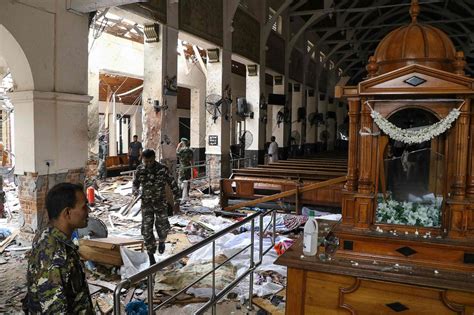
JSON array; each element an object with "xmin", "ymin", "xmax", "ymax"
[
  {"xmin": 176, "ymin": 138, "xmax": 194, "ymax": 187},
  {"xmin": 128, "ymin": 135, "xmax": 143, "ymax": 170},
  {"xmin": 268, "ymin": 136, "xmax": 279, "ymax": 163}
]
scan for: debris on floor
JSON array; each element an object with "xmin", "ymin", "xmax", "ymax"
[{"xmin": 0, "ymin": 175, "xmax": 342, "ymax": 313}]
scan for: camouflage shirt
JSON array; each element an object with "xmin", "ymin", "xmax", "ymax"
[
  {"xmin": 133, "ymin": 160, "xmax": 181, "ymax": 205},
  {"xmin": 177, "ymin": 147, "xmax": 194, "ymax": 167},
  {"xmin": 24, "ymin": 227, "xmax": 93, "ymax": 314}
]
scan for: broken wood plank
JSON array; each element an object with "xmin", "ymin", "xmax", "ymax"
[
  {"xmin": 0, "ymin": 230, "xmax": 19, "ymax": 254},
  {"xmin": 88, "ymin": 283, "xmax": 103, "ymax": 295},
  {"xmin": 252, "ymin": 297, "xmax": 285, "ymax": 315},
  {"xmin": 88, "ymin": 280, "xmax": 116, "ymax": 292}
]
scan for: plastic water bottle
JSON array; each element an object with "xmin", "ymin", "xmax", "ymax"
[{"xmin": 303, "ymin": 210, "xmax": 318, "ymax": 256}]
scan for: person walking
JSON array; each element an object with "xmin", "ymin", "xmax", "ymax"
[{"xmin": 132, "ymin": 149, "xmax": 181, "ymax": 265}]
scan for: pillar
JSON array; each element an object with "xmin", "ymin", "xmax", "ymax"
[
  {"xmin": 142, "ymin": 0, "xmax": 179, "ymax": 171},
  {"xmin": 305, "ymin": 89, "xmax": 316, "ymax": 154},
  {"xmin": 190, "ymin": 88, "xmax": 206, "ymax": 163},
  {"xmin": 357, "ymin": 98, "xmax": 374, "ymax": 194},
  {"xmin": 326, "ymin": 97, "xmax": 336, "ymax": 151},
  {"xmin": 11, "ymin": 91, "xmax": 89, "ymax": 230},
  {"xmin": 205, "ymin": 47, "xmax": 232, "ymax": 184},
  {"xmin": 244, "ymin": 64, "xmax": 265, "ymax": 166},
  {"xmin": 290, "ymin": 83, "xmax": 303, "ymax": 156},
  {"xmin": 316, "ymin": 93, "xmax": 328, "ymax": 152},
  {"xmin": 467, "ymin": 99, "xmax": 474, "ymax": 199},
  {"xmin": 451, "ymin": 99, "xmax": 471, "ymax": 199},
  {"xmin": 271, "ymin": 76, "xmax": 288, "ymax": 159},
  {"xmin": 345, "ymin": 98, "xmax": 360, "ymax": 192}
]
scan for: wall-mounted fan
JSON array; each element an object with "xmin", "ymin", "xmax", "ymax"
[
  {"xmin": 277, "ymin": 107, "xmax": 290, "ymax": 127},
  {"xmin": 239, "ymin": 130, "xmax": 254, "ymax": 150},
  {"xmin": 206, "ymin": 94, "xmax": 228, "ymax": 123},
  {"xmin": 237, "ymin": 97, "xmax": 254, "ymax": 119},
  {"xmin": 290, "ymin": 130, "xmax": 301, "ymax": 145}
]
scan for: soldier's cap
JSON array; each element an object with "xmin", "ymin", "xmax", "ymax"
[{"xmin": 180, "ymin": 137, "xmax": 189, "ymax": 142}]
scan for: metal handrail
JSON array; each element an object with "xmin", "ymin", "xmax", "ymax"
[{"xmin": 113, "ymin": 209, "xmax": 277, "ymax": 314}]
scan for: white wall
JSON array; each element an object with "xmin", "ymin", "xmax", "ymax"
[
  {"xmin": 231, "ymin": 73, "xmax": 246, "ymax": 145},
  {"xmin": 1, "ymin": 0, "xmax": 89, "ymax": 174},
  {"xmin": 177, "ymin": 50, "xmax": 206, "ymax": 149},
  {"xmin": 89, "ymin": 32, "xmax": 145, "ymax": 78}
]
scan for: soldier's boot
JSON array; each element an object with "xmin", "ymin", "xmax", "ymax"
[
  {"xmin": 158, "ymin": 242, "xmax": 165, "ymax": 254},
  {"xmin": 148, "ymin": 252, "xmax": 156, "ymax": 265}
]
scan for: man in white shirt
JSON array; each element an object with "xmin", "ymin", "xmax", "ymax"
[{"xmin": 268, "ymin": 136, "xmax": 279, "ymax": 163}]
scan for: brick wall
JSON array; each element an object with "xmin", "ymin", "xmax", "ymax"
[{"xmin": 18, "ymin": 168, "xmax": 85, "ymax": 231}]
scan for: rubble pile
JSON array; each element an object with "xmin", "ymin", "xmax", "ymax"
[{"xmin": 0, "ymin": 175, "xmax": 341, "ymax": 314}]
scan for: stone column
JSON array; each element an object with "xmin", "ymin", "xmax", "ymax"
[
  {"xmin": 244, "ymin": 64, "xmax": 265, "ymax": 165},
  {"xmin": 290, "ymin": 83, "xmax": 303, "ymax": 156},
  {"xmin": 190, "ymin": 88, "xmax": 206, "ymax": 163},
  {"xmin": 326, "ymin": 98, "xmax": 336, "ymax": 151},
  {"xmin": 305, "ymin": 89, "xmax": 316, "ymax": 154},
  {"xmin": 10, "ymin": 91, "xmax": 89, "ymax": 231},
  {"xmin": 142, "ymin": 0, "xmax": 179, "ymax": 172},
  {"xmin": 87, "ymin": 52, "xmax": 100, "ymax": 159},
  {"xmin": 205, "ymin": 47, "xmax": 232, "ymax": 185},
  {"xmin": 271, "ymin": 76, "xmax": 287, "ymax": 159},
  {"xmin": 316, "ymin": 93, "xmax": 328, "ymax": 152}
]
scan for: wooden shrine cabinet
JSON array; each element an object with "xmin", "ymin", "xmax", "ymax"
[{"xmin": 276, "ymin": 1, "xmax": 474, "ymax": 314}]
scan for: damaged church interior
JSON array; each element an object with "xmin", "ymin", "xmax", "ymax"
[{"xmin": 1, "ymin": 0, "xmax": 474, "ymax": 313}]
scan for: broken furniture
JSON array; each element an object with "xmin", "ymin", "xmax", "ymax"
[
  {"xmin": 79, "ymin": 237, "xmax": 144, "ymax": 266},
  {"xmin": 221, "ymin": 157, "xmax": 347, "ymax": 213},
  {"xmin": 106, "ymin": 155, "xmax": 129, "ymax": 175}
]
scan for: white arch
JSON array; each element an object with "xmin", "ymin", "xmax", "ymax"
[{"xmin": 0, "ymin": 24, "xmax": 34, "ymax": 90}]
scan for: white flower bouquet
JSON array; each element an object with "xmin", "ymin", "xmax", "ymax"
[{"xmin": 375, "ymin": 197, "xmax": 441, "ymax": 227}]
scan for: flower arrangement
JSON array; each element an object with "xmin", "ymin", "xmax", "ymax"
[
  {"xmin": 370, "ymin": 107, "xmax": 460, "ymax": 144},
  {"xmin": 375, "ymin": 198, "xmax": 441, "ymax": 227}
]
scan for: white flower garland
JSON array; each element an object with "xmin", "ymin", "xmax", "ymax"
[{"xmin": 366, "ymin": 101, "xmax": 463, "ymax": 144}]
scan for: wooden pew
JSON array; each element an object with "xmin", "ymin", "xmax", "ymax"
[{"xmin": 221, "ymin": 157, "xmax": 348, "ymax": 212}]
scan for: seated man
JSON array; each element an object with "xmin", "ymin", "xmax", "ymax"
[{"xmin": 23, "ymin": 183, "xmax": 93, "ymax": 314}]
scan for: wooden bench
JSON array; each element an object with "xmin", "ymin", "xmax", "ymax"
[
  {"xmin": 220, "ymin": 157, "xmax": 348, "ymax": 212},
  {"xmin": 106, "ymin": 155, "xmax": 129, "ymax": 173}
]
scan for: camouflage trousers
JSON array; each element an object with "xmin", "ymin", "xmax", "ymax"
[
  {"xmin": 141, "ymin": 204, "xmax": 170, "ymax": 253},
  {"xmin": 178, "ymin": 166, "xmax": 191, "ymax": 185}
]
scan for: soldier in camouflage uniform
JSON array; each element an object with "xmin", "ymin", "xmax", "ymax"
[
  {"xmin": 133, "ymin": 149, "xmax": 181, "ymax": 265},
  {"xmin": 176, "ymin": 138, "xmax": 194, "ymax": 187},
  {"xmin": 23, "ymin": 183, "xmax": 93, "ymax": 314}
]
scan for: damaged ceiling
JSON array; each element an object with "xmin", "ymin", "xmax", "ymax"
[{"xmin": 99, "ymin": 73, "xmax": 143, "ymax": 105}]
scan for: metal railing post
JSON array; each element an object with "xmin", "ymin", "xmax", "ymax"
[
  {"xmin": 272, "ymin": 210, "xmax": 276, "ymax": 246},
  {"xmin": 212, "ymin": 241, "xmax": 216, "ymax": 315},
  {"xmin": 147, "ymin": 274, "xmax": 154, "ymax": 315},
  {"xmin": 208, "ymin": 160, "xmax": 211, "ymax": 195},
  {"xmin": 259, "ymin": 214, "xmax": 264, "ymax": 264},
  {"xmin": 248, "ymin": 218, "xmax": 255, "ymax": 311},
  {"xmin": 114, "ymin": 282, "xmax": 124, "ymax": 313}
]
